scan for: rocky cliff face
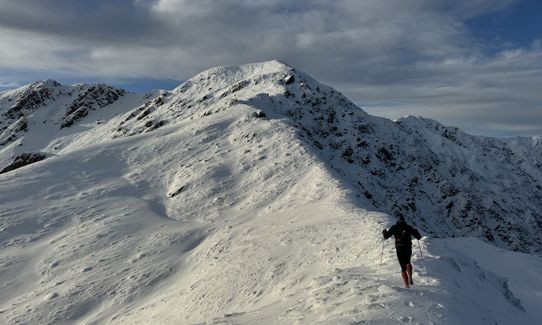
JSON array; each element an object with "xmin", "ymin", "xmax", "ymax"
[{"xmin": 0, "ymin": 80, "xmax": 130, "ymax": 147}]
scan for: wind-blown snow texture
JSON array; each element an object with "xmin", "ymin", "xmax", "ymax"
[{"xmin": 1, "ymin": 60, "xmax": 541, "ymax": 324}]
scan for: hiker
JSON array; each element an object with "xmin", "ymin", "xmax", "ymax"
[{"xmin": 382, "ymin": 214, "xmax": 422, "ymax": 288}]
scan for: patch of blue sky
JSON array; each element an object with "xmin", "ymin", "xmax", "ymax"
[{"xmin": 466, "ymin": 0, "xmax": 542, "ymax": 49}]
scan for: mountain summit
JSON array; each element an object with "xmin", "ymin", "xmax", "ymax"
[
  {"xmin": 2, "ymin": 60, "xmax": 540, "ymax": 253},
  {"xmin": 1, "ymin": 61, "xmax": 541, "ymax": 324}
]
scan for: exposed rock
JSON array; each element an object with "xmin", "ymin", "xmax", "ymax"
[
  {"xmin": 284, "ymin": 75, "xmax": 295, "ymax": 85},
  {"xmin": 252, "ymin": 111, "xmax": 266, "ymax": 119},
  {"xmin": 0, "ymin": 152, "xmax": 48, "ymax": 174},
  {"xmin": 61, "ymin": 85, "xmax": 125, "ymax": 128}
]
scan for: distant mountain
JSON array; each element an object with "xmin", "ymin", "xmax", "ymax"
[
  {"xmin": 2, "ymin": 60, "xmax": 540, "ymax": 254},
  {"xmin": 1, "ymin": 61, "xmax": 541, "ymax": 324}
]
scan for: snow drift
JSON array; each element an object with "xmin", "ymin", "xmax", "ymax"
[{"xmin": 0, "ymin": 60, "xmax": 541, "ymax": 324}]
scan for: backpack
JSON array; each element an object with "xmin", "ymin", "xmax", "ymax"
[{"xmin": 394, "ymin": 224, "xmax": 412, "ymax": 246}]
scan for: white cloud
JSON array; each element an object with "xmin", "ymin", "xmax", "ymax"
[
  {"xmin": 0, "ymin": 82, "xmax": 19, "ymax": 88},
  {"xmin": 0, "ymin": 0, "xmax": 539, "ymax": 136}
]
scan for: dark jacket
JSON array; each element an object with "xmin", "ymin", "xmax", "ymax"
[{"xmin": 383, "ymin": 221, "xmax": 421, "ymax": 247}]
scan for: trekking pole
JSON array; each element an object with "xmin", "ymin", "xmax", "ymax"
[
  {"xmin": 376, "ymin": 239, "xmax": 385, "ymax": 284},
  {"xmin": 417, "ymin": 239, "xmax": 428, "ymax": 277}
]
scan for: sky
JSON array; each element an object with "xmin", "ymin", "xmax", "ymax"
[{"xmin": 0, "ymin": 0, "xmax": 541, "ymax": 137}]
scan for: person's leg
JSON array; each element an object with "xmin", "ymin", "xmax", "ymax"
[
  {"xmin": 396, "ymin": 247, "xmax": 409, "ymax": 288},
  {"xmin": 405, "ymin": 246, "xmax": 413, "ymax": 285},
  {"xmin": 406, "ymin": 264, "xmax": 413, "ymax": 285}
]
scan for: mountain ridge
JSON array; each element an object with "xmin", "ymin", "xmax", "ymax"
[
  {"xmin": 1, "ymin": 60, "xmax": 542, "ymax": 324},
  {"xmin": 1, "ymin": 60, "xmax": 541, "ymax": 254}
]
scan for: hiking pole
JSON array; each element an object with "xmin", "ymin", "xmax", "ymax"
[
  {"xmin": 377, "ymin": 239, "xmax": 385, "ymax": 284},
  {"xmin": 417, "ymin": 239, "xmax": 428, "ymax": 277}
]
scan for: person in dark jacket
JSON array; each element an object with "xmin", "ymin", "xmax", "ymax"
[{"xmin": 383, "ymin": 214, "xmax": 422, "ymax": 288}]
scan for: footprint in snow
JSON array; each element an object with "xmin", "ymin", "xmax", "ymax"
[
  {"xmin": 368, "ymin": 295, "xmax": 378, "ymax": 302},
  {"xmin": 368, "ymin": 303, "xmax": 388, "ymax": 309},
  {"xmin": 349, "ymin": 321, "xmax": 369, "ymax": 325},
  {"xmin": 398, "ymin": 315, "xmax": 414, "ymax": 322},
  {"xmin": 405, "ymin": 300, "xmax": 420, "ymax": 308},
  {"xmin": 426, "ymin": 303, "xmax": 446, "ymax": 319}
]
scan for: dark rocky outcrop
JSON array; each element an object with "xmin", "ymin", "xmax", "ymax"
[
  {"xmin": 61, "ymin": 85, "xmax": 125, "ymax": 128},
  {"xmin": 3, "ymin": 81, "xmax": 60, "ymax": 120},
  {"xmin": 0, "ymin": 152, "xmax": 48, "ymax": 174}
]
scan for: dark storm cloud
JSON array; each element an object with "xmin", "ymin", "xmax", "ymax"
[
  {"xmin": 0, "ymin": 0, "xmax": 540, "ymax": 136},
  {"xmin": 0, "ymin": 0, "xmax": 170, "ymax": 44}
]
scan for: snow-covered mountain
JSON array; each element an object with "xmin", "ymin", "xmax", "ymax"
[{"xmin": 1, "ymin": 60, "xmax": 541, "ymax": 324}]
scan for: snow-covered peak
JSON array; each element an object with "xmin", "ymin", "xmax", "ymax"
[
  {"xmin": 170, "ymin": 59, "xmax": 326, "ymax": 102},
  {"xmin": 0, "ymin": 80, "xmax": 141, "ymax": 161},
  {"xmin": 109, "ymin": 60, "xmax": 358, "ymax": 138},
  {"xmin": 2, "ymin": 61, "xmax": 542, "ymax": 255},
  {"xmin": 505, "ymin": 135, "xmax": 542, "ymax": 149},
  {"xmin": 179, "ymin": 59, "xmax": 291, "ymax": 85},
  {"xmin": 0, "ymin": 80, "xmax": 125, "ymax": 120},
  {"xmin": 1, "ymin": 61, "xmax": 542, "ymax": 324},
  {"xmin": 396, "ymin": 114, "xmax": 437, "ymax": 127},
  {"xmin": 0, "ymin": 79, "xmax": 60, "ymax": 97},
  {"xmin": 32, "ymin": 79, "xmax": 62, "ymax": 89},
  {"xmin": 0, "ymin": 80, "xmax": 61, "ymax": 123},
  {"xmin": 396, "ymin": 115, "xmax": 462, "ymax": 135},
  {"xmin": 171, "ymin": 60, "xmax": 283, "ymax": 95}
]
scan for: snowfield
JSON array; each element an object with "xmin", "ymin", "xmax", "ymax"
[{"xmin": 1, "ymin": 60, "xmax": 541, "ymax": 324}]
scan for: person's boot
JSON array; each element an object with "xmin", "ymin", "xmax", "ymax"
[
  {"xmin": 406, "ymin": 264, "xmax": 413, "ymax": 285},
  {"xmin": 401, "ymin": 271, "xmax": 410, "ymax": 288}
]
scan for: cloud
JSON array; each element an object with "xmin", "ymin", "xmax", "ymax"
[
  {"xmin": 0, "ymin": 0, "xmax": 539, "ymax": 136},
  {"xmin": 352, "ymin": 44, "xmax": 542, "ymax": 136},
  {"xmin": 0, "ymin": 81, "xmax": 19, "ymax": 88}
]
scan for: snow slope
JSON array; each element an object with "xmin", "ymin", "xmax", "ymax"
[{"xmin": 0, "ymin": 60, "xmax": 541, "ymax": 324}]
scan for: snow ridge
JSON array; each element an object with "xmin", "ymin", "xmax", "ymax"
[
  {"xmin": 1, "ymin": 61, "xmax": 541, "ymax": 253},
  {"xmin": 0, "ymin": 60, "xmax": 541, "ymax": 324},
  {"xmin": 100, "ymin": 59, "xmax": 542, "ymax": 254}
]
